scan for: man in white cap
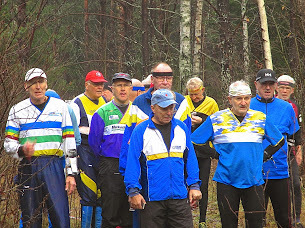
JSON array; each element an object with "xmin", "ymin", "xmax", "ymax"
[
  {"xmin": 276, "ymin": 74, "xmax": 303, "ymax": 227},
  {"xmin": 192, "ymin": 80, "xmax": 284, "ymax": 227},
  {"xmin": 250, "ymin": 69, "xmax": 300, "ymax": 227},
  {"xmin": 124, "ymin": 89, "xmax": 202, "ymax": 227},
  {"xmin": 4, "ymin": 68, "xmax": 78, "ymax": 227}
]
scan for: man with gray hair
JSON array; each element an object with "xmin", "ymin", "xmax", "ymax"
[
  {"xmin": 185, "ymin": 77, "xmax": 219, "ymax": 227},
  {"xmin": 124, "ymin": 89, "xmax": 202, "ymax": 227},
  {"xmin": 4, "ymin": 68, "xmax": 78, "ymax": 227},
  {"xmin": 192, "ymin": 80, "xmax": 284, "ymax": 227},
  {"xmin": 250, "ymin": 69, "xmax": 300, "ymax": 227},
  {"xmin": 276, "ymin": 74, "xmax": 303, "ymax": 227}
]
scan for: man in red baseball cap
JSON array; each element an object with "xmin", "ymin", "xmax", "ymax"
[{"xmin": 70, "ymin": 70, "xmax": 107, "ymax": 227}]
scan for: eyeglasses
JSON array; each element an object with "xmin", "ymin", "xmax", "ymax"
[
  {"xmin": 155, "ymin": 76, "xmax": 173, "ymax": 82},
  {"xmin": 112, "ymin": 84, "xmax": 131, "ymax": 89}
]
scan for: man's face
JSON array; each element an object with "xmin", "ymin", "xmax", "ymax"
[
  {"xmin": 254, "ymin": 81, "xmax": 276, "ymax": 99},
  {"xmin": 102, "ymin": 89, "xmax": 113, "ymax": 102},
  {"xmin": 85, "ymin": 81, "xmax": 104, "ymax": 100},
  {"xmin": 25, "ymin": 77, "xmax": 48, "ymax": 105},
  {"xmin": 276, "ymin": 85, "xmax": 294, "ymax": 101},
  {"xmin": 129, "ymin": 89, "xmax": 144, "ymax": 102},
  {"xmin": 151, "ymin": 104, "xmax": 175, "ymax": 125},
  {"xmin": 152, "ymin": 64, "xmax": 173, "ymax": 90},
  {"xmin": 189, "ymin": 87, "xmax": 205, "ymax": 103},
  {"xmin": 111, "ymin": 79, "xmax": 132, "ymax": 104},
  {"xmin": 228, "ymin": 94, "xmax": 251, "ymax": 117}
]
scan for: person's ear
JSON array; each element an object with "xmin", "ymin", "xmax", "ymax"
[
  {"xmin": 227, "ymin": 96, "xmax": 232, "ymax": 105},
  {"xmin": 24, "ymin": 82, "xmax": 28, "ymax": 91}
]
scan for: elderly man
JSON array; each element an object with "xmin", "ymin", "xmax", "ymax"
[
  {"xmin": 129, "ymin": 79, "xmax": 145, "ymax": 102},
  {"xmin": 276, "ymin": 75, "xmax": 303, "ymax": 227},
  {"xmin": 185, "ymin": 77, "xmax": 219, "ymax": 227},
  {"xmin": 70, "ymin": 70, "xmax": 107, "ymax": 227},
  {"xmin": 4, "ymin": 68, "xmax": 77, "ymax": 227},
  {"xmin": 124, "ymin": 89, "xmax": 202, "ymax": 228},
  {"xmin": 192, "ymin": 80, "xmax": 284, "ymax": 227},
  {"xmin": 120, "ymin": 62, "xmax": 191, "ymax": 174},
  {"xmin": 89, "ymin": 73, "xmax": 147, "ymax": 228},
  {"xmin": 250, "ymin": 69, "xmax": 300, "ymax": 228}
]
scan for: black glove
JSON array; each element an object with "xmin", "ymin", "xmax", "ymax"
[{"xmin": 263, "ymin": 151, "xmax": 272, "ymax": 162}]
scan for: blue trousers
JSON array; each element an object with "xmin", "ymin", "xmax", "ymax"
[{"xmin": 18, "ymin": 156, "xmax": 70, "ymax": 228}]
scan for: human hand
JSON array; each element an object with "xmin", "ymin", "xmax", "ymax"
[
  {"xmin": 295, "ymin": 145, "xmax": 303, "ymax": 166},
  {"xmin": 128, "ymin": 194, "xmax": 146, "ymax": 210},
  {"xmin": 191, "ymin": 116, "xmax": 202, "ymax": 125},
  {"xmin": 65, "ymin": 176, "xmax": 76, "ymax": 195},
  {"xmin": 23, "ymin": 141, "xmax": 35, "ymax": 159},
  {"xmin": 188, "ymin": 189, "xmax": 202, "ymax": 208}
]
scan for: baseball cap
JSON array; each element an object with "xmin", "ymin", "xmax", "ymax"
[
  {"xmin": 112, "ymin": 72, "xmax": 132, "ymax": 83},
  {"xmin": 277, "ymin": 75, "xmax": 295, "ymax": 87},
  {"xmin": 229, "ymin": 80, "xmax": 251, "ymax": 97},
  {"xmin": 103, "ymin": 82, "xmax": 112, "ymax": 91},
  {"xmin": 25, "ymin": 68, "xmax": 47, "ymax": 81},
  {"xmin": 255, "ymin": 69, "xmax": 277, "ymax": 83},
  {"xmin": 151, "ymin": 89, "xmax": 178, "ymax": 108},
  {"xmin": 85, "ymin": 70, "xmax": 107, "ymax": 83}
]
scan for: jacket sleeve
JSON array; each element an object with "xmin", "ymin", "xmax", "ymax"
[
  {"xmin": 124, "ymin": 125, "xmax": 144, "ymax": 195},
  {"xmin": 287, "ymin": 105, "xmax": 300, "ymax": 136},
  {"xmin": 264, "ymin": 117, "xmax": 284, "ymax": 146},
  {"xmin": 88, "ymin": 111, "xmax": 105, "ymax": 157},
  {"xmin": 191, "ymin": 116, "xmax": 214, "ymax": 145},
  {"xmin": 119, "ymin": 104, "xmax": 148, "ymax": 175},
  {"xmin": 4, "ymin": 105, "xmax": 21, "ymax": 159},
  {"xmin": 185, "ymin": 125, "xmax": 201, "ymax": 186},
  {"xmin": 119, "ymin": 123, "xmax": 136, "ymax": 175}
]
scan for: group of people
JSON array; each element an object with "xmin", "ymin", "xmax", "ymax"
[{"xmin": 3, "ymin": 63, "xmax": 303, "ymax": 228}]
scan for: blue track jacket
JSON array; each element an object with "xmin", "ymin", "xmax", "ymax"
[
  {"xmin": 250, "ymin": 95, "xmax": 300, "ymax": 179},
  {"xmin": 124, "ymin": 114, "xmax": 200, "ymax": 202}
]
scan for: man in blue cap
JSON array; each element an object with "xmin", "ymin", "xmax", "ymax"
[{"xmin": 124, "ymin": 89, "xmax": 202, "ymax": 227}]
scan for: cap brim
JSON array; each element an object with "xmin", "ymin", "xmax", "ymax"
[
  {"xmin": 112, "ymin": 77, "xmax": 132, "ymax": 82},
  {"xmin": 89, "ymin": 78, "xmax": 108, "ymax": 83},
  {"xmin": 157, "ymin": 100, "xmax": 178, "ymax": 108},
  {"xmin": 258, "ymin": 77, "xmax": 277, "ymax": 83},
  {"xmin": 26, "ymin": 75, "xmax": 47, "ymax": 82}
]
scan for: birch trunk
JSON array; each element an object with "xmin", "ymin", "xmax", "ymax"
[
  {"xmin": 193, "ymin": 0, "xmax": 204, "ymax": 79},
  {"xmin": 257, "ymin": 0, "xmax": 273, "ymax": 69},
  {"xmin": 242, "ymin": 0, "xmax": 250, "ymax": 82},
  {"xmin": 179, "ymin": 0, "xmax": 192, "ymax": 92},
  {"xmin": 142, "ymin": 0, "xmax": 149, "ymax": 77}
]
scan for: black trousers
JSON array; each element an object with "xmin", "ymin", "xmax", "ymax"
[
  {"xmin": 217, "ymin": 182, "xmax": 264, "ymax": 228},
  {"xmin": 197, "ymin": 157, "xmax": 211, "ymax": 223},
  {"xmin": 97, "ymin": 156, "xmax": 132, "ymax": 228},
  {"xmin": 288, "ymin": 153, "xmax": 302, "ymax": 222},
  {"xmin": 264, "ymin": 178, "xmax": 291, "ymax": 228},
  {"xmin": 140, "ymin": 199, "xmax": 193, "ymax": 228}
]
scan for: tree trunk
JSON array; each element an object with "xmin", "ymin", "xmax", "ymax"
[
  {"xmin": 99, "ymin": 0, "xmax": 107, "ymax": 75},
  {"xmin": 84, "ymin": 0, "xmax": 89, "ymax": 70},
  {"xmin": 257, "ymin": 0, "xmax": 273, "ymax": 69},
  {"xmin": 193, "ymin": 0, "xmax": 203, "ymax": 79},
  {"xmin": 179, "ymin": 0, "xmax": 192, "ymax": 92},
  {"xmin": 142, "ymin": 0, "xmax": 149, "ymax": 78},
  {"xmin": 241, "ymin": 0, "xmax": 250, "ymax": 82},
  {"xmin": 217, "ymin": 0, "xmax": 232, "ymax": 106}
]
